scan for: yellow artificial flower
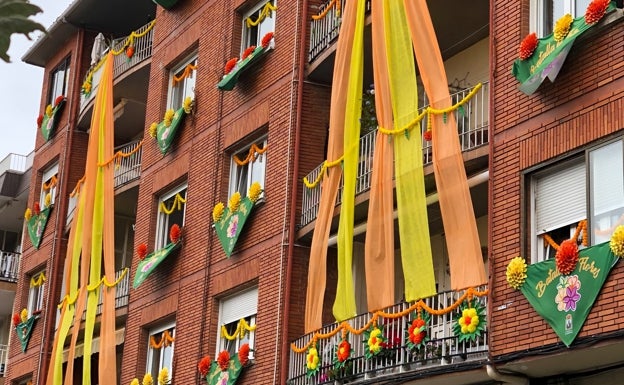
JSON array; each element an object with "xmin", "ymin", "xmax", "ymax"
[
  {"xmin": 367, "ymin": 327, "xmax": 383, "ymax": 353},
  {"xmin": 228, "ymin": 192, "xmax": 241, "ymax": 212},
  {"xmin": 45, "ymin": 104, "xmax": 53, "ymax": 117},
  {"xmin": 213, "ymin": 202, "xmax": 225, "ymax": 222},
  {"xmin": 163, "ymin": 109, "xmax": 175, "ymax": 127},
  {"xmin": 142, "ymin": 373, "xmax": 153, "ymax": 385},
  {"xmin": 44, "ymin": 192, "xmax": 52, "ymax": 208},
  {"xmin": 460, "ymin": 308, "xmax": 479, "ymax": 334},
  {"xmin": 248, "ymin": 182, "xmax": 262, "ymax": 203},
  {"xmin": 149, "ymin": 122, "xmax": 158, "ymax": 138},
  {"xmin": 610, "ymin": 225, "xmax": 624, "ymax": 258},
  {"xmin": 183, "ymin": 96, "xmax": 193, "ymax": 114},
  {"xmin": 306, "ymin": 347, "xmax": 319, "ymax": 370},
  {"xmin": 20, "ymin": 308, "xmax": 28, "ymax": 323},
  {"xmin": 506, "ymin": 256, "xmax": 528, "ymax": 290},
  {"xmin": 130, "ymin": 379, "xmax": 139, "ymax": 385},
  {"xmin": 158, "ymin": 367, "xmax": 169, "ymax": 385},
  {"xmin": 554, "ymin": 14, "xmax": 573, "ymax": 42},
  {"xmin": 24, "ymin": 208, "xmax": 32, "ymax": 221}
]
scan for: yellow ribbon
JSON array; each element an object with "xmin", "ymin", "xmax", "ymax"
[
  {"xmin": 245, "ymin": 2, "xmax": 277, "ymax": 28},
  {"xmin": 57, "ymin": 268, "xmax": 129, "ymax": 309}
]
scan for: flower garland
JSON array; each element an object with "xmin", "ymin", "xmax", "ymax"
[
  {"xmin": 610, "ymin": 225, "xmax": 624, "ymax": 258},
  {"xmin": 542, "ymin": 219, "xmax": 588, "ymax": 251},
  {"xmin": 311, "ymin": 0, "xmax": 341, "ymax": 20},
  {"xmin": 452, "ymin": 301, "xmax": 486, "ymax": 343},
  {"xmin": 233, "ymin": 143, "xmax": 268, "ymax": 166},
  {"xmin": 220, "ymin": 318, "xmax": 257, "ymax": 340},
  {"xmin": 149, "ymin": 329, "xmax": 175, "ymax": 349},
  {"xmin": 172, "ymin": 63, "xmax": 197, "ymax": 85},
  {"xmin": 42, "ymin": 175, "xmax": 58, "ymax": 190},
  {"xmin": 159, "ymin": 193, "xmax": 187, "ymax": 215},
  {"xmin": 245, "ymin": 2, "xmax": 277, "ymax": 28},
  {"xmin": 30, "ymin": 272, "xmax": 46, "ymax": 287},
  {"xmin": 506, "ymin": 256, "xmax": 528, "ymax": 290}
]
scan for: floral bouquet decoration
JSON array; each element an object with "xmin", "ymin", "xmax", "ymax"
[
  {"xmin": 197, "ymin": 344, "xmax": 252, "ymax": 385},
  {"xmin": 37, "ymin": 95, "xmax": 66, "ymax": 141},
  {"xmin": 149, "ymin": 96, "xmax": 194, "ymax": 154},
  {"xmin": 218, "ymin": 32, "xmax": 275, "ymax": 90},
  {"xmin": 13, "ymin": 308, "xmax": 37, "ymax": 352},
  {"xmin": 25, "ymin": 193, "xmax": 54, "ymax": 249},
  {"xmin": 132, "ymin": 224, "xmax": 182, "ymax": 288}
]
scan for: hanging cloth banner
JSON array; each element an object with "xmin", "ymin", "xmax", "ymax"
[
  {"xmin": 133, "ymin": 242, "xmax": 181, "ymax": 288},
  {"xmin": 27, "ymin": 206, "xmax": 52, "ymax": 249},
  {"xmin": 214, "ymin": 197, "xmax": 255, "ymax": 257},
  {"xmin": 15, "ymin": 316, "xmax": 37, "ymax": 352},
  {"xmin": 205, "ymin": 355, "xmax": 247, "ymax": 385},
  {"xmin": 521, "ymin": 242, "xmax": 618, "ymax": 347},
  {"xmin": 41, "ymin": 99, "xmax": 66, "ymax": 141},
  {"xmin": 511, "ymin": 2, "xmax": 615, "ymax": 95},
  {"xmin": 156, "ymin": 107, "xmax": 188, "ymax": 154}
]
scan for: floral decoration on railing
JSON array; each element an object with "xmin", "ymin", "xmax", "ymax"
[
  {"xmin": 303, "ymin": 83, "xmax": 483, "ymax": 189},
  {"xmin": 81, "ymin": 20, "xmax": 156, "ymax": 96},
  {"xmin": 245, "ymin": 1, "xmax": 276, "ymax": 27},
  {"xmin": 405, "ymin": 311, "xmax": 429, "ymax": 351},
  {"xmin": 197, "ymin": 343, "xmax": 252, "ymax": 385},
  {"xmin": 37, "ymin": 95, "xmax": 66, "ymax": 141},
  {"xmin": 213, "ymin": 182, "xmax": 263, "ymax": 257},
  {"xmin": 129, "ymin": 368, "xmax": 170, "ymax": 385},
  {"xmin": 133, "ymin": 224, "xmax": 182, "ymax": 288},
  {"xmin": 149, "ymin": 97, "xmax": 193, "ymax": 154},
  {"xmin": 25, "ymin": 199, "xmax": 53, "ymax": 249},
  {"xmin": 504, "ymin": 224, "xmax": 622, "ymax": 347},
  {"xmin": 220, "ymin": 318, "xmax": 256, "ymax": 341},
  {"xmin": 149, "ymin": 330, "xmax": 175, "ymax": 349},
  {"xmin": 311, "ymin": 0, "xmax": 341, "ymax": 20},
  {"xmin": 13, "ymin": 308, "xmax": 37, "ymax": 352},
  {"xmin": 452, "ymin": 302, "xmax": 486, "ymax": 343},
  {"xmin": 218, "ymin": 32, "xmax": 274, "ymax": 91},
  {"xmin": 56, "ymin": 268, "xmax": 129, "ymax": 309}
]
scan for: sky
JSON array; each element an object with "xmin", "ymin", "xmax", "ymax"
[{"xmin": 0, "ymin": 0, "xmax": 73, "ymax": 160}]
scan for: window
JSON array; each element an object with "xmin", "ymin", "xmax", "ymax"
[
  {"xmin": 531, "ymin": 0, "xmax": 591, "ymax": 37},
  {"xmin": 48, "ymin": 57, "xmax": 70, "ymax": 104},
  {"xmin": 530, "ymin": 139, "xmax": 624, "ymax": 262},
  {"xmin": 229, "ymin": 138, "xmax": 267, "ymax": 198},
  {"xmin": 241, "ymin": 1, "xmax": 275, "ymax": 53},
  {"xmin": 155, "ymin": 183, "xmax": 187, "ymax": 249},
  {"xmin": 40, "ymin": 163, "xmax": 59, "ymax": 207},
  {"xmin": 217, "ymin": 287, "xmax": 257, "ymax": 359},
  {"xmin": 147, "ymin": 323, "xmax": 175, "ymax": 380},
  {"xmin": 168, "ymin": 55, "xmax": 197, "ymax": 110},
  {"xmin": 28, "ymin": 270, "xmax": 46, "ymax": 315}
]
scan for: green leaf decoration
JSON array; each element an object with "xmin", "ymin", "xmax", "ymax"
[
  {"xmin": 15, "ymin": 316, "xmax": 36, "ymax": 352},
  {"xmin": 27, "ymin": 206, "xmax": 52, "ymax": 249},
  {"xmin": 214, "ymin": 197, "xmax": 255, "ymax": 257},
  {"xmin": 0, "ymin": 0, "xmax": 45, "ymax": 62},
  {"xmin": 442, "ymin": 112, "xmax": 447, "ymax": 124},
  {"xmin": 41, "ymin": 99, "xmax": 66, "ymax": 141},
  {"xmin": 132, "ymin": 242, "xmax": 180, "ymax": 288},
  {"xmin": 458, "ymin": 105, "xmax": 465, "ymax": 117},
  {"xmin": 452, "ymin": 301, "xmax": 486, "ymax": 343},
  {"xmin": 156, "ymin": 107, "xmax": 187, "ymax": 154},
  {"xmin": 404, "ymin": 128, "xmax": 410, "ymax": 140}
]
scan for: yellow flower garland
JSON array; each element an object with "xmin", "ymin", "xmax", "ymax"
[
  {"xmin": 30, "ymin": 272, "xmax": 46, "ymax": 287},
  {"xmin": 233, "ymin": 143, "xmax": 268, "ymax": 166},
  {"xmin": 149, "ymin": 330, "xmax": 175, "ymax": 349},
  {"xmin": 159, "ymin": 193, "xmax": 187, "ymax": 215},
  {"xmin": 246, "ymin": 2, "xmax": 277, "ymax": 28},
  {"xmin": 57, "ymin": 268, "xmax": 129, "ymax": 309},
  {"xmin": 220, "ymin": 318, "xmax": 257, "ymax": 340}
]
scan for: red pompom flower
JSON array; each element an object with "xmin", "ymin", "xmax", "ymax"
[
  {"xmin": 137, "ymin": 243, "xmax": 148, "ymax": 260},
  {"xmin": 242, "ymin": 45, "xmax": 256, "ymax": 60},
  {"xmin": 337, "ymin": 340, "xmax": 351, "ymax": 362},
  {"xmin": 556, "ymin": 239, "xmax": 579, "ymax": 275},
  {"xmin": 519, "ymin": 32, "xmax": 538, "ymax": 60},
  {"xmin": 37, "ymin": 114, "xmax": 44, "ymax": 128},
  {"xmin": 224, "ymin": 58, "xmax": 238, "ymax": 75},
  {"xmin": 12, "ymin": 313, "xmax": 21, "ymax": 327},
  {"xmin": 126, "ymin": 45, "xmax": 135, "ymax": 59},
  {"xmin": 217, "ymin": 350, "xmax": 230, "ymax": 371},
  {"xmin": 408, "ymin": 318, "xmax": 427, "ymax": 345},
  {"xmin": 33, "ymin": 202, "xmax": 41, "ymax": 216},
  {"xmin": 197, "ymin": 355, "xmax": 211, "ymax": 377},
  {"xmin": 238, "ymin": 343, "xmax": 250, "ymax": 366},
  {"xmin": 261, "ymin": 32, "xmax": 274, "ymax": 48},
  {"xmin": 423, "ymin": 130, "xmax": 432, "ymax": 141},
  {"xmin": 585, "ymin": 0, "xmax": 610, "ymax": 24},
  {"xmin": 54, "ymin": 95, "xmax": 65, "ymax": 107},
  {"xmin": 169, "ymin": 224, "xmax": 181, "ymax": 243}
]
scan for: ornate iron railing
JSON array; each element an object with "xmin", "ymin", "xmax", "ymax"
[{"xmin": 0, "ymin": 251, "xmax": 19, "ymax": 282}]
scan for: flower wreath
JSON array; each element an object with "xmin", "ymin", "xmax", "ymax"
[
  {"xmin": 452, "ymin": 301, "xmax": 486, "ymax": 343},
  {"xmin": 405, "ymin": 311, "xmax": 430, "ymax": 352},
  {"xmin": 362, "ymin": 324, "xmax": 386, "ymax": 360},
  {"xmin": 333, "ymin": 335, "xmax": 353, "ymax": 370},
  {"xmin": 305, "ymin": 344, "xmax": 321, "ymax": 377}
]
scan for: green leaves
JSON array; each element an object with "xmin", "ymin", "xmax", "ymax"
[{"xmin": 0, "ymin": 0, "xmax": 46, "ymax": 62}]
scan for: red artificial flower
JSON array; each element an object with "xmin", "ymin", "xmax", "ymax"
[
  {"xmin": 137, "ymin": 243, "xmax": 148, "ymax": 260},
  {"xmin": 408, "ymin": 318, "xmax": 426, "ymax": 345},
  {"xmin": 37, "ymin": 114, "xmax": 44, "ymax": 128},
  {"xmin": 126, "ymin": 45, "xmax": 135, "ymax": 59},
  {"xmin": 423, "ymin": 130, "xmax": 432, "ymax": 141},
  {"xmin": 33, "ymin": 202, "xmax": 41, "ymax": 216},
  {"xmin": 556, "ymin": 239, "xmax": 579, "ymax": 275},
  {"xmin": 261, "ymin": 32, "xmax": 274, "ymax": 48},
  {"xmin": 238, "ymin": 343, "xmax": 250, "ymax": 366},
  {"xmin": 242, "ymin": 45, "xmax": 256, "ymax": 60},
  {"xmin": 197, "ymin": 355, "xmax": 211, "ymax": 377},
  {"xmin": 54, "ymin": 95, "xmax": 65, "ymax": 107},
  {"xmin": 169, "ymin": 224, "xmax": 181, "ymax": 243},
  {"xmin": 224, "ymin": 58, "xmax": 238, "ymax": 75},
  {"xmin": 337, "ymin": 340, "xmax": 351, "ymax": 362},
  {"xmin": 217, "ymin": 350, "xmax": 230, "ymax": 371},
  {"xmin": 12, "ymin": 313, "xmax": 21, "ymax": 327},
  {"xmin": 519, "ymin": 32, "xmax": 538, "ymax": 60},
  {"xmin": 585, "ymin": 0, "xmax": 610, "ymax": 24}
]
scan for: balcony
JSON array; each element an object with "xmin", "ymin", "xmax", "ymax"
[
  {"xmin": 0, "ymin": 152, "xmax": 33, "ymax": 198},
  {"xmin": 0, "ymin": 343, "xmax": 6, "ymax": 376},
  {"xmin": 0, "ymin": 251, "xmax": 19, "ymax": 282},
  {"xmin": 300, "ymin": 82, "xmax": 489, "ymax": 228},
  {"xmin": 95, "ymin": 269, "xmax": 130, "ymax": 314},
  {"xmin": 288, "ymin": 287, "xmax": 489, "ymax": 384}
]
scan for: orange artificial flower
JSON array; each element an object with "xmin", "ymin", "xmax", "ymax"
[
  {"xmin": 169, "ymin": 224, "xmax": 181, "ymax": 243},
  {"xmin": 217, "ymin": 350, "xmax": 230, "ymax": 371},
  {"xmin": 137, "ymin": 243, "xmax": 148, "ymax": 260},
  {"xmin": 261, "ymin": 32, "xmax": 274, "ymax": 48},
  {"xmin": 224, "ymin": 58, "xmax": 238, "ymax": 75},
  {"xmin": 238, "ymin": 343, "xmax": 250, "ymax": 365},
  {"xmin": 242, "ymin": 46, "xmax": 256, "ymax": 60},
  {"xmin": 519, "ymin": 32, "xmax": 538, "ymax": 60},
  {"xmin": 585, "ymin": 0, "xmax": 610, "ymax": 24},
  {"xmin": 556, "ymin": 239, "xmax": 579, "ymax": 275},
  {"xmin": 197, "ymin": 355, "xmax": 211, "ymax": 377}
]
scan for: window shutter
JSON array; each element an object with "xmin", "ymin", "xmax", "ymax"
[
  {"xmin": 590, "ymin": 141, "xmax": 624, "ymax": 215},
  {"xmin": 220, "ymin": 287, "xmax": 258, "ymax": 325},
  {"xmin": 535, "ymin": 160, "xmax": 586, "ymax": 234}
]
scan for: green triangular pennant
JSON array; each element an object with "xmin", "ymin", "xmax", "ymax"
[
  {"xmin": 40, "ymin": 100, "xmax": 66, "ymax": 141},
  {"xmin": 27, "ymin": 206, "xmax": 52, "ymax": 249},
  {"xmin": 15, "ymin": 316, "xmax": 37, "ymax": 352},
  {"xmin": 520, "ymin": 242, "xmax": 618, "ymax": 346},
  {"xmin": 215, "ymin": 198, "xmax": 255, "ymax": 257},
  {"xmin": 218, "ymin": 45, "xmax": 270, "ymax": 91},
  {"xmin": 156, "ymin": 107, "xmax": 187, "ymax": 154},
  {"xmin": 133, "ymin": 242, "xmax": 180, "ymax": 288},
  {"xmin": 206, "ymin": 354, "xmax": 245, "ymax": 385}
]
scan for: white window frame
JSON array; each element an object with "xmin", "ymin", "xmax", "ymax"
[
  {"xmin": 228, "ymin": 138, "xmax": 267, "ymax": 199},
  {"xmin": 530, "ymin": 0, "xmax": 592, "ymax": 37},
  {"xmin": 167, "ymin": 54, "xmax": 197, "ymax": 111},
  {"xmin": 155, "ymin": 183, "xmax": 187, "ymax": 250},
  {"xmin": 217, "ymin": 287, "xmax": 258, "ymax": 360},
  {"xmin": 241, "ymin": 0, "xmax": 276, "ymax": 54},
  {"xmin": 27, "ymin": 270, "xmax": 46, "ymax": 315},
  {"xmin": 48, "ymin": 56, "xmax": 70, "ymax": 104},
  {"xmin": 40, "ymin": 163, "xmax": 59, "ymax": 208},
  {"xmin": 146, "ymin": 322, "xmax": 176, "ymax": 380}
]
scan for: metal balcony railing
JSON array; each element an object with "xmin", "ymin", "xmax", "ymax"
[
  {"xmin": 288, "ymin": 286, "xmax": 488, "ymax": 384},
  {"xmin": 0, "ymin": 343, "xmax": 7, "ymax": 376},
  {"xmin": 80, "ymin": 20, "xmax": 154, "ymax": 111},
  {"xmin": 0, "ymin": 152, "xmax": 33, "ymax": 175},
  {"xmin": 0, "ymin": 251, "xmax": 19, "ymax": 282},
  {"xmin": 300, "ymin": 82, "xmax": 489, "ymax": 228}
]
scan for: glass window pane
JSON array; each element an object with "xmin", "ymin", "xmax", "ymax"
[{"xmin": 590, "ymin": 141, "xmax": 624, "ymax": 244}]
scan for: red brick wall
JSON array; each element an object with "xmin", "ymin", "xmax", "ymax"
[{"xmin": 490, "ymin": 0, "xmax": 624, "ymax": 359}]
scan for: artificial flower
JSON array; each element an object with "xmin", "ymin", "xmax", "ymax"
[
  {"xmin": 556, "ymin": 239, "xmax": 579, "ymax": 275},
  {"xmin": 157, "ymin": 367, "xmax": 169, "ymax": 385},
  {"xmin": 12, "ymin": 313, "xmax": 21, "ymax": 326},
  {"xmin": 45, "ymin": 104, "xmax": 53, "ymax": 117},
  {"xmin": 169, "ymin": 224, "xmax": 181, "ymax": 243},
  {"xmin": 54, "ymin": 95, "xmax": 65, "ymax": 107},
  {"xmin": 217, "ymin": 350, "xmax": 230, "ymax": 371},
  {"xmin": 34, "ymin": 202, "xmax": 41, "ymax": 216},
  {"xmin": 82, "ymin": 80, "xmax": 92, "ymax": 95},
  {"xmin": 24, "ymin": 208, "xmax": 32, "ymax": 221},
  {"xmin": 228, "ymin": 192, "xmax": 241, "ymax": 212},
  {"xmin": 305, "ymin": 346, "xmax": 320, "ymax": 377},
  {"xmin": 20, "ymin": 308, "xmax": 28, "ymax": 323},
  {"xmin": 137, "ymin": 243, "xmax": 148, "ymax": 260},
  {"xmin": 459, "ymin": 307, "xmax": 479, "ymax": 334},
  {"xmin": 126, "ymin": 45, "xmax": 135, "ymax": 59},
  {"xmin": 554, "ymin": 14, "xmax": 573, "ymax": 42},
  {"xmin": 238, "ymin": 343, "xmax": 250, "ymax": 365},
  {"xmin": 44, "ymin": 192, "xmax": 52, "ymax": 208},
  {"xmin": 198, "ymin": 355, "xmax": 211, "ymax": 377},
  {"xmin": 183, "ymin": 96, "xmax": 193, "ymax": 114},
  {"xmin": 610, "ymin": 225, "xmax": 624, "ymax": 258},
  {"xmin": 506, "ymin": 256, "xmax": 527, "ymax": 290},
  {"xmin": 519, "ymin": 32, "xmax": 538, "ymax": 60},
  {"xmin": 453, "ymin": 302, "xmax": 486, "ymax": 343},
  {"xmin": 130, "ymin": 378, "xmax": 139, "ymax": 385},
  {"xmin": 261, "ymin": 32, "xmax": 274, "ymax": 48},
  {"xmin": 149, "ymin": 122, "xmax": 158, "ymax": 138},
  {"xmin": 163, "ymin": 109, "xmax": 175, "ymax": 127},
  {"xmin": 335, "ymin": 339, "xmax": 351, "ymax": 368},
  {"xmin": 423, "ymin": 130, "xmax": 432, "ymax": 141},
  {"xmin": 585, "ymin": 0, "xmax": 610, "ymax": 24},
  {"xmin": 37, "ymin": 114, "xmax": 43, "ymax": 128},
  {"xmin": 142, "ymin": 373, "xmax": 153, "ymax": 385},
  {"xmin": 242, "ymin": 45, "xmax": 256, "ymax": 60},
  {"xmin": 213, "ymin": 202, "xmax": 225, "ymax": 222},
  {"xmin": 248, "ymin": 182, "xmax": 262, "ymax": 203},
  {"xmin": 224, "ymin": 58, "xmax": 238, "ymax": 75},
  {"xmin": 365, "ymin": 327, "xmax": 384, "ymax": 357},
  {"xmin": 407, "ymin": 318, "xmax": 427, "ymax": 346}
]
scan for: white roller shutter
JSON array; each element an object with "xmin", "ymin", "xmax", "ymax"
[{"xmin": 220, "ymin": 287, "xmax": 258, "ymax": 325}]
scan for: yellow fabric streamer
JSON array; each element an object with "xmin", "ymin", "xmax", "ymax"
[
  {"xmin": 311, "ymin": 0, "xmax": 341, "ymax": 20},
  {"xmin": 220, "ymin": 318, "xmax": 257, "ymax": 340},
  {"xmin": 159, "ymin": 193, "xmax": 187, "ymax": 214},
  {"xmin": 30, "ymin": 272, "xmax": 46, "ymax": 287},
  {"xmin": 245, "ymin": 2, "xmax": 277, "ymax": 28}
]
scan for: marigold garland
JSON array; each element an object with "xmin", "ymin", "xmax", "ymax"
[
  {"xmin": 42, "ymin": 175, "xmax": 58, "ymax": 190},
  {"xmin": 519, "ymin": 32, "xmax": 538, "ymax": 60},
  {"xmin": 172, "ymin": 63, "xmax": 197, "ymax": 85},
  {"xmin": 311, "ymin": 0, "xmax": 341, "ymax": 20},
  {"xmin": 245, "ymin": 2, "xmax": 277, "ymax": 28},
  {"xmin": 57, "ymin": 268, "xmax": 130, "ymax": 309},
  {"xmin": 506, "ymin": 256, "xmax": 528, "ymax": 290},
  {"xmin": 149, "ymin": 329, "xmax": 175, "ymax": 349},
  {"xmin": 159, "ymin": 193, "xmax": 186, "ymax": 215},
  {"xmin": 220, "ymin": 317, "xmax": 257, "ymax": 340},
  {"xmin": 30, "ymin": 272, "xmax": 46, "ymax": 287},
  {"xmin": 585, "ymin": 0, "xmax": 610, "ymax": 24},
  {"xmin": 197, "ymin": 355, "xmax": 211, "ymax": 377},
  {"xmin": 228, "ymin": 192, "xmax": 241, "ymax": 212},
  {"xmin": 554, "ymin": 14, "xmax": 573, "ymax": 42},
  {"xmin": 610, "ymin": 225, "xmax": 624, "ymax": 258},
  {"xmin": 556, "ymin": 239, "xmax": 579, "ymax": 275},
  {"xmin": 233, "ymin": 143, "xmax": 268, "ymax": 166}
]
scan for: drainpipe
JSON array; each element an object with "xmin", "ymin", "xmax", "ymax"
[
  {"xmin": 37, "ymin": 28, "xmax": 83, "ymax": 384},
  {"xmin": 487, "ymin": 0, "xmax": 495, "ymax": 368},
  {"xmin": 280, "ymin": 0, "xmax": 309, "ymax": 382},
  {"xmin": 486, "ymin": 364, "xmax": 529, "ymax": 385}
]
